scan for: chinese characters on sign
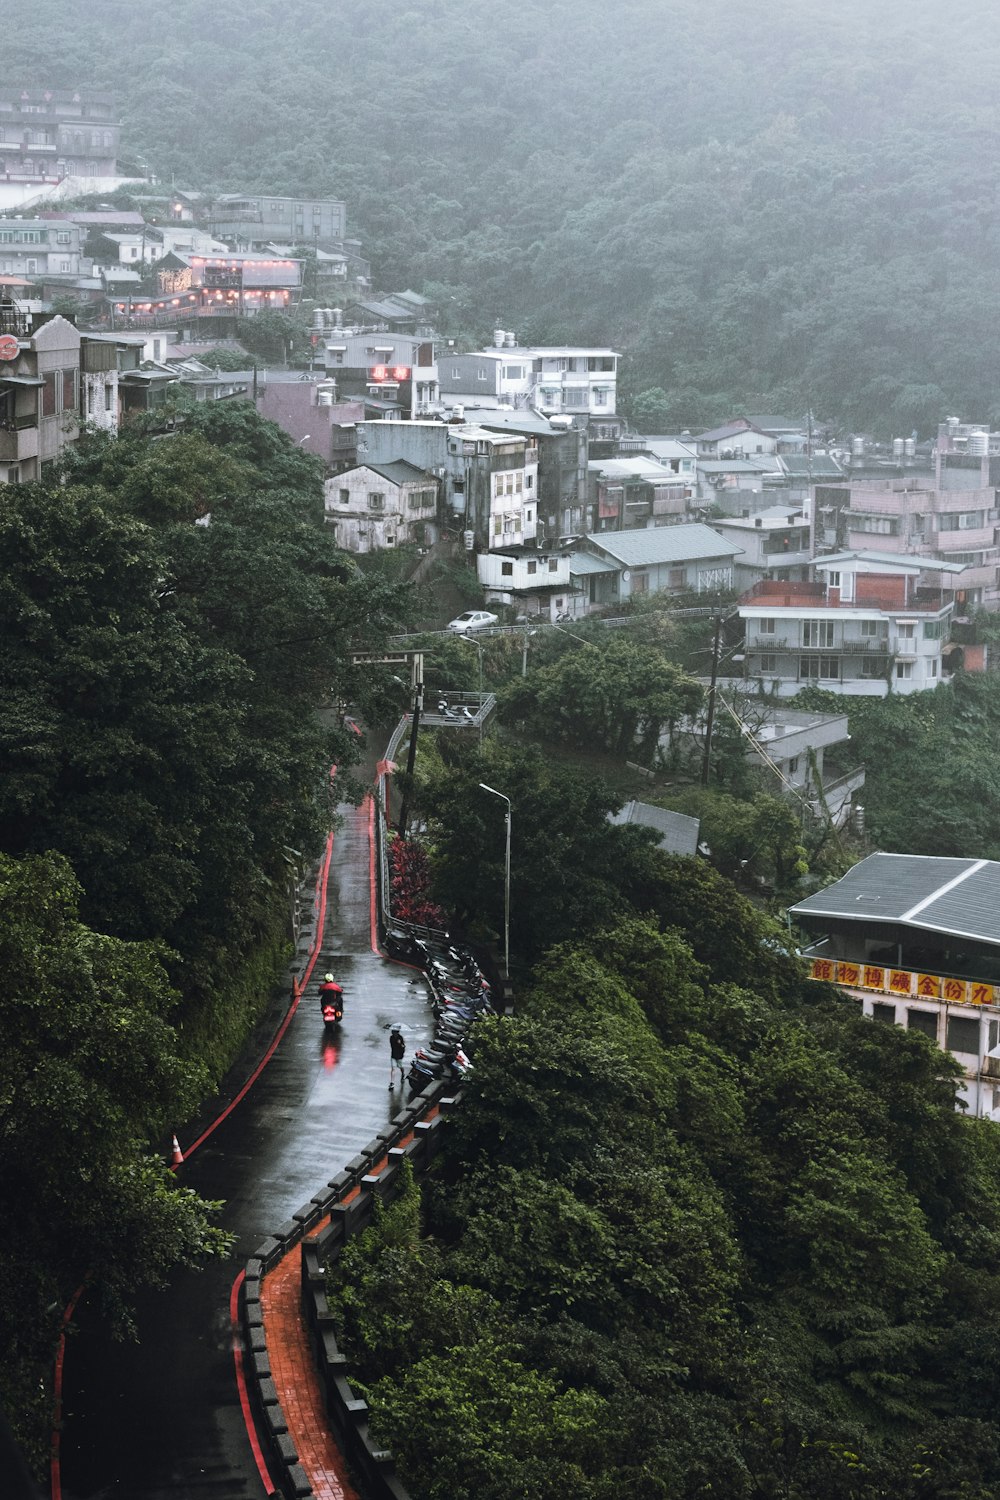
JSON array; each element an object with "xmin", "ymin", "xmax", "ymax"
[{"xmin": 810, "ymin": 959, "xmax": 995, "ymax": 1007}]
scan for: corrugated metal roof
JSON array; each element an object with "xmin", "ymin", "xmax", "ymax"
[
  {"xmin": 790, "ymin": 852, "xmax": 1000, "ymax": 947},
  {"xmin": 698, "ymin": 459, "xmax": 771, "ymax": 473},
  {"xmin": 587, "ymin": 523, "xmax": 743, "ymax": 567},
  {"xmin": 815, "ymin": 550, "xmax": 969, "ymax": 575},
  {"xmin": 696, "ymin": 421, "xmax": 768, "ymax": 442},
  {"xmin": 610, "ymin": 800, "xmax": 700, "ymax": 856},
  {"xmin": 568, "ymin": 551, "xmax": 617, "ymax": 575}
]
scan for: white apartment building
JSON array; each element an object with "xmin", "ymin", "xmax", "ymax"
[
  {"xmin": 740, "ymin": 551, "xmax": 965, "ymax": 697},
  {"xmin": 440, "ymin": 334, "xmax": 618, "ymax": 418}
]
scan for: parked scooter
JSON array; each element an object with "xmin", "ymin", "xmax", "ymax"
[{"xmin": 407, "ymin": 1045, "xmax": 471, "ymax": 1093}]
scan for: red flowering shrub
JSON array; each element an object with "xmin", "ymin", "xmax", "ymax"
[{"xmin": 388, "ymin": 836, "xmax": 447, "ymax": 928}]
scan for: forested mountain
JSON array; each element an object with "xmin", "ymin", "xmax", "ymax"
[{"xmin": 9, "ymin": 0, "xmax": 1000, "ymax": 433}]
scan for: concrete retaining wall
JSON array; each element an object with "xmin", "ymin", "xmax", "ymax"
[{"xmin": 240, "ymin": 1084, "xmax": 458, "ymax": 1500}]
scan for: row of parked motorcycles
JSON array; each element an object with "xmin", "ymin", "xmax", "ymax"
[{"xmin": 386, "ymin": 929, "xmax": 495, "ymax": 1094}]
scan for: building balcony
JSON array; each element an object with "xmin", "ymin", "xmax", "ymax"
[
  {"xmin": 0, "ymin": 422, "xmax": 38, "ymax": 462},
  {"xmin": 750, "ymin": 637, "xmax": 891, "ymax": 656}
]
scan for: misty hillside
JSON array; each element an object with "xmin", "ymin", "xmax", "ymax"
[{"xmin": 9, "ymin": 0, "xmax": 1000, "ymax": 431}]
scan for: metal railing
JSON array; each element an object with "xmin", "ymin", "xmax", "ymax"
[{"xmin": 373, "ymin": 716, "xmax": 453, "ymax": 945}]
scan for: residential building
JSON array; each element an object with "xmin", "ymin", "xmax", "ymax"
[
  {"xmin": 617, "ymin": 434, "xmax": 698, "ymax": 487},
  {"xmin": 357, "ymin": 419, "xmax": 537, "ymax": 550},
  {"xmin": 0, "ymin": 312, "xmax": 80, "ymax": 482},
  {"xmin": 0, "ymin": 218, "xmax": 82, "ymax": 276},
  {"xmin": 322, "ymin": 329, "xmax": 438, "ymax": 417},
  {"xmin": 441, "ymin": 335, "xmax": 619, "ymax": 421},
  {"xmin": 79, "ymin": 332, "xmax": 130, "ymax": 433},
  {"xmin": 86, "ymin": 230, "xmax": 159, "ymax": 267},
  {"xmin": 590, "ymin": 456, "xmax": 693, "ymax": 531},
  {"xmin": 687, "ymin": 699, "xmax": 864, "ymax": 828},
  {"xmin": 204, "ymin": 194, "xmax": 347, "ymax": 248},
  {"xmin": 476, "ymin": 548, "xmax": 572, "ymax": 617},
  {"xmin": 568, "ymin": 523, "xmax": 743, "ymax": 613},
  {"xmin": 254, "ymin": 374, "xmax": 363, "ymax": 470},
  {"xmin": 346, "ymin": 290, "xmax": 434, "ymax": 333},
  {"xmin": 740, "ymin": 551, "xmax": 962, "ymax": 697},
  {"xmin": 813, "ymin": 476, "xmax": 1000, "ymax": 610},
  {"xmin": 323, "ymin": 460, "xmax": 439, "ymax": 553},
  {"xmin": 694, "ymin": 419, "xmax": 779, "ymax": 459},
  {"xmin": 791, "ymin": 852, "xmax": 1000, "ymax": 1120},
  {"xmin": 0, "ymin": 89, "xmax": 119, "ymax": 194},
  {"xmin": 439, "ymin": 351, "xmax": 505, "ymax": 402},
  {"xmin": 711, "ymin": 506, "xmax": 812, "ymax": 589},
  {"xmin": 462, "ymin": 407, "xmax": 588, "ymax": 542},
  {"xmin": 695, "ymin": 456, "xmax": 771, "ymax": 506},
  {"xmin": 934, "ymin": 417, "xmax": 1000, "ymax": 492}
]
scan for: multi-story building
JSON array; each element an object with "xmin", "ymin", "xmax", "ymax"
[
  {"xmin": 589, "ymin": 456, "xmax": 692, "ymax": 532},
  {"xmin": 322, "ymin": 329, "xmax": 438, "ymax": 417},
  {"xmin": 792, "ymin": 852, "xmax": 1000, "ymax": 1120},
  {"xmin": 323, "ymin": 460, "xmax": 439, "ymax": 553},
  {"xmin": 204, "ymin": 194, "xmax": 347, "ymax": 248},
  {"xmin": 711, "ymin": 506, "xmax": 812, "ymax": 590},
  {"xmin": 0, "ymin": 89, "xmax": 119, "ymax": 194},
  {"xmin": 440, "ymin": 335, "xmax": 619, "ymax": 420},
  {"xmin": 0, "ymin": 218, "xmax": 82, "ymax": 276},
  {"xmin": 107, "ymin": 251, "xmax": 303, "ymax": 330},
  {"xmin": 0, "ymin": 312, "xmax": 80, "ymax": 482},
  {"xmin": 813, "ymin": 476, "xmax": 1000, "ymax": 611},
  {"xmin": 357, "ymin": 419, "xmax": 537, "ymax": 550},
  {"xmin": 934, "ymin": 417, "xmax": 1000, "ymax": 492},
  {"xmin": 476, "ymin": 548, "xmax": 573, "ymax": 617},
  {"xmin": 740, "ymin": 551, "xmax": 963, "ymax": 697},
  {"xmin": 462, "ymin": 407, "xmax": 588, "ymax": 542}
]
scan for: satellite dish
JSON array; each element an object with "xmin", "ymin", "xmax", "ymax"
[
  {"xmin": 622, "ymin": 570, "xmax": 631, "ymax": 582},
  {"xmin": 0, "ymin": 334, "xmax": 19, "ymax": 361}
]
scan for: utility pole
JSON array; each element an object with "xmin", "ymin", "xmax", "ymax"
[
  {"xmin": 700, "ymin": 612, "xmax": 724, "ymax": 787},
  {"xmin": 396, "ymin": 657, "xmax": 424, "ymax": 838}
]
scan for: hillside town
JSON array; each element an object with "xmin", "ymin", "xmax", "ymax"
[
  {"xmin": 3, "ymin": 90, "xmax": 997, "ymax": 698},
  {"xmin": 10, "ymin": 41, "xmax": 1000, "ymax": 1500}
]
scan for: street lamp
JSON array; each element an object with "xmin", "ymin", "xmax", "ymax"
[
  {"xmin": 460, "ymin": 634, "xmax": 484, "ymax": 745},
  {"xmin": 478, "ymin": 782, "xmax": 511, "ymax": 978}
]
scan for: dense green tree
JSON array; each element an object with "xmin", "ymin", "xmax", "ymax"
[
  {"xmin": 501, "ymin": 635, "xmax": 703, "ymax": 762},
  {"xmin": 0, "ymin": 850, "xmax": 229, "ymax": 1453}
]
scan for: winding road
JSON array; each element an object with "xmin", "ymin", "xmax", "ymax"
[{"xmin": 59, "ymin": 786, "xmax": 432, "ymax": 1499}]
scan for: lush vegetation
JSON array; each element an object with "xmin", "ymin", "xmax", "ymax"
[
  {"xmin": 0, "ymin": 402, "xmax": 407, "ymax": 1460},
  {"xmin": 8, "ymin": 0, "xmax": 1000, "ymax": 432},
  {"xmin": 330, "ymin": 775, "xmax": 1000, "ymax": 1496},
  {"xmin": 799, "ymin": 673, "xmax": 1000, "ymax": 860}
]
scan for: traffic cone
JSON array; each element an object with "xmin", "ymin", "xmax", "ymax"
[{"xmin": 170, "ymin": 1134, "xmax": 184, "ymax": 1167}]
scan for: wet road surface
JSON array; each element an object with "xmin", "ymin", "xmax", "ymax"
[{"xmin": 60, "ymin": 796, "xmax": 434, "ymax": 1499}]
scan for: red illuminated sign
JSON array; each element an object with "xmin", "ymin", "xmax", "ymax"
[{"xmin": 369, "ymin": 365, "xmax": 411, "ymax": 383}]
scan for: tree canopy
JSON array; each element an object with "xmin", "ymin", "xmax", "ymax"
[{"xmin": 329, "ymin": 897, "xmax": 1000, "ymax": 1499}]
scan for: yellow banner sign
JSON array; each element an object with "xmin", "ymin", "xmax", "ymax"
[{"xmin": 809, "ymin": 960, "xmax": 995, "ymax": 1008}]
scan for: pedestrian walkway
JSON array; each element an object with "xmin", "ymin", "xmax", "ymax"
[{"xmin": 260, "ymin": 1245, "xmax": 359, "ymax": 1500}]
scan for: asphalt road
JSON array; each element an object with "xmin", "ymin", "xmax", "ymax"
[{"xmin": 59, "ymin": 794, "xmax": 434, "ymax": 1499}]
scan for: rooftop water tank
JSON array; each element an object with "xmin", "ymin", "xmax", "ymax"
[
  {"xmin": 904, "ymin": 437, "xmax": 916, "ymax": 458},
  {"xmin": 493, "ymin": 328, "xmax": 505, "ymax": 348},
  {"xmin": 892, "ymin": 437, "xmax": 905, "ymax": 458},
  {"xmin": 970, "ymin": 430, "xmax": 989, "ymax": 456}
]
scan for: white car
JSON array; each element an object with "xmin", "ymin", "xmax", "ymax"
[{"xmin": 447, "ymin": 610, "xmax": 499, "ymax": 633}]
